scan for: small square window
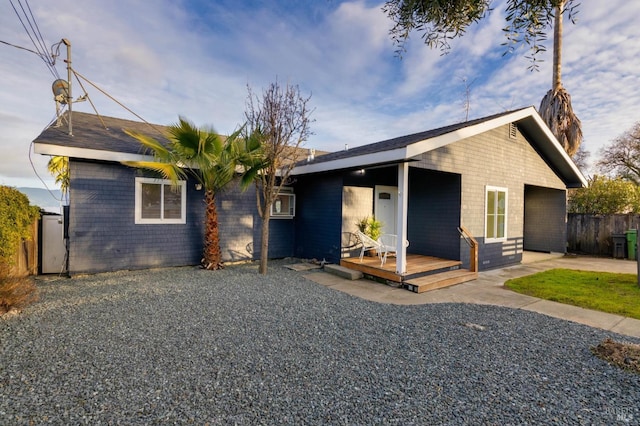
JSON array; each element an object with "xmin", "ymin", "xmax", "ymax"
[
  {"xmin": 135, "ymin": 178, "xmax": 186, "ymax": 224},
  {"xmin": 271, "ymin": 188, "xmax": 295, "ymax": 219}
]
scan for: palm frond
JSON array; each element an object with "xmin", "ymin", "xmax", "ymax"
[
  {"xmin": 121, "ymin": 160, "xmax": 186, "ymax": 182},
  {"xmin": 124, "ymin": 130, "xmax": 172, "ymax": 160}
]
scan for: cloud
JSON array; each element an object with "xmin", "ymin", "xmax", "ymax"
[{"xmin": 1, "ymin": 0, "xmax": 639, "ymax": 187}]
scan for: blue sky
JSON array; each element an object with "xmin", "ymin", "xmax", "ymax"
[{"xmin": 1, "ymin": 0, "xmax": 639, "ymax": 190}]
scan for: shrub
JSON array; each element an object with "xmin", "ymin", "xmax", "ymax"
[
  {"xmin": 0, "ymin": 265, "xmax": 38, "ymax": 314},
  {"xmin": 568, "ymin": 175, "xmax": 640, "ymax": 214},
  {"xmin": 0, "ymin": 186, "xmax": 40, "ymax": 264},
  {"xmin": 0, "ymin": 186, "xmax": 41, "ymax": 314}
]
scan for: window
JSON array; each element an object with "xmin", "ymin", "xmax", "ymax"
[
  {"xmin": 135, "ymin": 178, "xmax": 186, "ymax": 224},
  {"xmin": 485, "ymin": 186, "xmax": 507, "ymax": 242},
  {"xmin": 271, "ymin": 188, "xmax": 295, "ymax": 219}
]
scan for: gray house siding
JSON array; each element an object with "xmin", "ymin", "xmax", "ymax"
[
  {"xmin": 414, "ymin": 124, "xmax": 566, "ymax": 270},
  {"xmin": 68, "ymin": 160, "xmax": 204, "ymax": 275},
  {"xmin": 293, "ymin": 173, "xmax": 344, "ymax": 262},
  {"xmin": 524, "ymin": 185, "xmax": 567, "ymax": 253},
  {"xmin": 407, "ymin": 169, "xmax": 461, "ymax": 260}
]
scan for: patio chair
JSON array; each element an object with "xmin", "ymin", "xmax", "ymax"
[
  {"xmin": 378, "ymin": 233, "xmax": 410, "ymax": 266},
  {"xmin": 355, "ymin": 230, "xmax": 383, "ymax": 264}
]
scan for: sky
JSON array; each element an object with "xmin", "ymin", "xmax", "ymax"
[{"xmin": 1, "ymin": 0, "xmax": 639, "ymax": 191}]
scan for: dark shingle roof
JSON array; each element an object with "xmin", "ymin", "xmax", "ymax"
[
  {"xmin": 302, "ymin": 108, "xmax": 530, "ymax": 166},
  {"xmin": 33, "ymin": 111, "xmax": 170, "ymax": 155}
]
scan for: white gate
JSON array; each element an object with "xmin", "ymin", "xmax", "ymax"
[{"xmin": 41, "ymin": 214, "xmax": 66, "ymax": 274}]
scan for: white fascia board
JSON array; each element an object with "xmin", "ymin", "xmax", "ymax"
[
  {"xmin": 290, "ymin": 147, "xmax": 408, "ymax": 175},
  {"xmin": 34, "ymin": 143, "xmax": 154, "ymax": 163},
  {"xmin": 526, "ymin": 112, "xmax": 588, "ymax": 187}
]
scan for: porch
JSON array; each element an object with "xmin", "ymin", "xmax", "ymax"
[{"xmin": 340, "ymin": 253, "xmax": 478, "ymax": 293}]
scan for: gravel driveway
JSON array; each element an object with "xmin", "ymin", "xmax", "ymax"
[{"xmin": 1, "ymin": 261, "xmax": 639, "ymax": 425}]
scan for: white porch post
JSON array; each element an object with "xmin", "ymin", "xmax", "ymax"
[{"xmin": 396, "ymin": 162, "xmax": 408, "ymax": 274}]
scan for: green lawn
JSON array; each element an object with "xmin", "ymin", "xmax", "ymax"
[{"xmin": 504, "ymin": 269, "xmax": 640, "ymax": 320}]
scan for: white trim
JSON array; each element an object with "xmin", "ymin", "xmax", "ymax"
[
  {"xmin": 291, "ymin": 147, "xmax": 409, "ymax": 175},
  {"xmin": 35, "ymin": 143, "xmax": 154, "ymax": 163},
  {"xmin": 485, "ymin": 186, "xmax": 508, "ymax": 243},
  {"xmin": 396, "ymin": 163, "xmax": 409, "ymax": 274},
  {"xmin": 135, "ymin": 177, "xmax": 186, "ymax": 224}
]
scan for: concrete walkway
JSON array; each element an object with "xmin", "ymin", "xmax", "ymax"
[{"xmin": 303, "ymin": 253, "xmax": 640, "ymax": 339}]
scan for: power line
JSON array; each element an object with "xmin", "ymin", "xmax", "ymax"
[
  {"xmin": 0, "ymin": 39, "xmax": 44, "ymax": 57},
  {"xmin": 9, "ymin": 0, "xmax": 60, "ymax": 80}
]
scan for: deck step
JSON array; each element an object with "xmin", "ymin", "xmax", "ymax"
[
  {"xmin": 404, "ymin": 269, "xmax": 478, "ymax": 293},
  {"xmin": 325, "ymin": 264, "xmax": 364, "ymax": 280}
]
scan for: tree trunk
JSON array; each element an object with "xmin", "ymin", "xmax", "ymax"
[
  {"xmin": 552, "ymin": 1, "xmax": 563, "ymax": 92},
  {"xmin": 259, "ymin": 204, "xmax": 271, "ymax": 275},
  {"xmin": 202, "ymin": 189, "xmax": 223, "ymax": 270}
]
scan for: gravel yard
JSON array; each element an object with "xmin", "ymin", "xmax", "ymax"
[{"xmin": 1, "ymin": 260, "xmax": 639, "ymax": 425}]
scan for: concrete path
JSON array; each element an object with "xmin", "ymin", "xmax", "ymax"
[{"xmin": 303, "ymin": 253, "xmax": 640, "ymax": 339}]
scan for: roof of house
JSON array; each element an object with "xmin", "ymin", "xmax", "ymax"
[
  {"xmin": 33, "ymin": 111, "xmax": 172, "ymax": 163},
  {"xmin": 34, "ymin": 107, "xmax": 586, "ymax": 188},
  {"xmin": 33, "ymin": 111, "xmax": 327, "ymax": 166},
  {"xmin": 291, "ymin": 106, "xmax": 587, "ymax": 188}
]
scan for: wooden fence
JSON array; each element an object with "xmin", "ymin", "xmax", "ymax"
[
  {"xmin": 8, "ymin": 219, "xmax": 38, "ymax": 277},
  {"xmin": 567, "ymin": 213, "xmax": 640, "ymax": 257}
]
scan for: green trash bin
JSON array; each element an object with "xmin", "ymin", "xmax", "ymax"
[{"xmin": 625, "ymin": 230, "xmax": 637, "ymax": 260}]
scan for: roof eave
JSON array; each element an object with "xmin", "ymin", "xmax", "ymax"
[{"xmin": 34, "ymin": 143, "xmax": 154, "ymax": 163}]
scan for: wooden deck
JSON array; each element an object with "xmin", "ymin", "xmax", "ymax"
[{"xmin": 340, "ymin": 254, "xmax": 477, "ymax": 293}]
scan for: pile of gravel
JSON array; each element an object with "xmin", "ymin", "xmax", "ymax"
[{"xmin": 1, "ymin": 260, "xmax": 639, "ymax": 424}]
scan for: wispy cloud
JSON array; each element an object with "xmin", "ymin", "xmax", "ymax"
[{"xmin": 0, "ymin": 0, "xmax": 639, "ymax": 187}]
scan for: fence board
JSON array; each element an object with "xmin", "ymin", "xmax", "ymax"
[
  {"xmin": 9, "ymin": 219, "xmax": 38, "ymax": 277},
  {"xmin": 567, "ymin": 214, "xmax": 640, "ymax": 256}
]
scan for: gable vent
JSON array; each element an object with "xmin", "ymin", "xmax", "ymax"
[{"xmin": 509, "ymin": 122, "xmax": 517, "ymax": 139}]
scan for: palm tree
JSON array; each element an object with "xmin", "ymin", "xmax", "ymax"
[
  {"xmin": 538, "ymin": 0, "xmax": 583, "ymax": 157},
  {"xmin": 125, "ymin": 117, "xmax": 262, "ymax": 270},
  {"xmin": 47, "ymin": 156, "xmax": 69, "ymax": 196}
]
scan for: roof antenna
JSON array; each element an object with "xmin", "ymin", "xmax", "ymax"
[
  {"xmin": 51, "ymin": 39, "xmax": 86, "ymax": 134},
  {"xmin": 51, "ymin": 39, "xmax": 74, "ymax": 134}
]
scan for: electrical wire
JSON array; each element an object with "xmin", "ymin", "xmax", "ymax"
[
  {"xmin": 9, "ymin": 0, "xmax": 60, "ymax": 80},
  {"xmin": 71, "ymin": 72, "xmax": 107, "ymax": 130},
  {"xmin": 0, "ymin": 39, "xmax": 43, "ymax": 57},
  {"xmin": 27, "ymin": 111, "xmax": 67, "ymax": 205},
  {"xmin": 72, "ymin": 68, "xmax": 166, "ymax": 134}
]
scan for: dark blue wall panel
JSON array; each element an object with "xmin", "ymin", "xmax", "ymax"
[
  {"xmin": 293, "ymin": 172, "xmax": 343, "ymax": 262},
  {"xmin": 68, "ymin": 160, "xmax": 205, "ymax": 275},
  {"xmin": 407, "ymin": 168, "xmax": 461, "ymax": 260}
]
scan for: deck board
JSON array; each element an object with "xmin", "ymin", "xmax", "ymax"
[
  {"xmin": 339, "ymin": 254, "xmax": 477, "ymax": 292},
  {"xmin": 340, "ymin": 254, "xmax": 462, "ymax": 282}
]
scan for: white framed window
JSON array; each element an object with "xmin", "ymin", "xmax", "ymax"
[
  {"xmin": 135, "ymin": 177, "xmax": 186, "ymax": 224},
  {"xmin": 485, "ymin": 186, "xmax": 507, "ymax": 242},
  {"xmin": 271, "ymin": 188, "xmax": 295, "ymax": 219}
]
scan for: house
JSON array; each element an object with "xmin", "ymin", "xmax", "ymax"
[
  {"xmin": 34, "ymin": 107, "xmax": 586, "ymax": 288},
  {"xmin": 33, "ymin": 111, "xmax": 296, "ymax": 275},
  {"xmin": 288, "ymin": 106, "xmax": 586, "ymax": 289}
]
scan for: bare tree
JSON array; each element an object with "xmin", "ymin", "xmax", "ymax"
[
  {"xmin": 597, "ymin": 121, "xmax": 640, "ymax": 185},
  {"xmin": 571, "ymin": 142, "xmax": 590, "ymax": 175},
  {"xmin": 245, "ymin": 80, "xmax": 314, "ymax": 275}
]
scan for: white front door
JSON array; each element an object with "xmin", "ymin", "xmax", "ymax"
[{"xmin": 374, "ymin": 185, "xmax": 398, "ymax": 235}]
